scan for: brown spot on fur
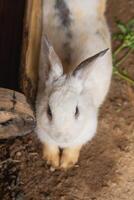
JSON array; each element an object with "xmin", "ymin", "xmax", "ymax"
[
  {"xmin": 55, "ymin": 0, "xmax": 73, "ymax": 68},
  {"xmin": 98, "ymin": 0, "xmax": 107, "ymax": 17},
  {"xmin": 63, "ymin": 41, "xmax": 72, "ymax": 65},
  {"xmin": 55, "ymin": 0, "xmax": 72, "ymax": 27}
]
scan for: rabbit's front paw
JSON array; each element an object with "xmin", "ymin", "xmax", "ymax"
[
  {"xmin": 60, "ymin": 146, "xmax": 81, "ymax": 170},
  {"xmin": 43, "ymin": 143, "xmax": 60, "ymax": 168}
]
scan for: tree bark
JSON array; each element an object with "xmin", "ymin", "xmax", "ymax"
[{"xmin": 0, "ymin": 88, "xmax": 35, "ymax": 139}]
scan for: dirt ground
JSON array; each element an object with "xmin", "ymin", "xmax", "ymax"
[{"xmin": 0, "ymin": 0, "xmax": 134, "ymax": 199}]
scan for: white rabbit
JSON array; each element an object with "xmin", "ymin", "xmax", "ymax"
[{"xmin": 36, "ymin": 0, "xmax": 112, "ymax": 169}]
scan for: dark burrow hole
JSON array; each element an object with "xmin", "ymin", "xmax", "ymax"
[{"xmin": 0, "ymin": 0, "xmax": 26, "ymax": 91}]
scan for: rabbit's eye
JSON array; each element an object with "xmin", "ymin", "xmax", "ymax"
[
  {"xmin": 75, "ymin": 106, "xmax": 79, "ymax": 118},
  {"xmin": 47, "ymin": 105, "xmax": 52, "ymax": 120}
]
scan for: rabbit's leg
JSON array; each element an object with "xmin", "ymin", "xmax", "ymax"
[
  {"xmin": 60, "ymin": 145, "xmax": 82, "ymax": 169},
  {"xmin": 43, "ymin": 143, "xmax": 60, "ymax": 168}
]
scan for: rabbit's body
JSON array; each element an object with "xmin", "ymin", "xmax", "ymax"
[
  {"xmin": 42, "ymin": 0, "xmax": 111, "ymax": 72},
  {"xmin": 36, "ymin": 0, "xmax": 112, "ymax": 169}
]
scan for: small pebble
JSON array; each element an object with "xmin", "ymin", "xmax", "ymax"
[
  {"xmin": 16, "ymin": 152, "xmax": 22, "ymax": 157},
  {"xmin": 50, "ymin": 166, "xmax": 56, "ymax": 172}
]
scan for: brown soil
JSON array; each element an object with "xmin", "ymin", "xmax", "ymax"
[{"xmin": 0, "ymin": 0, "xmax": 134, "ymax": 199}]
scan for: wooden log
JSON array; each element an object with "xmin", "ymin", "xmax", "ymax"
[
  {"xmin": 0, "ymin": 88, "xmax": 35, "ymax": 139},
  {"xmin": 20, "ymin": 0, "xmax": 42, "ymax": 104}
]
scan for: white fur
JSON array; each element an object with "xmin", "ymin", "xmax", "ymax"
[{"xmin": 36, "ymin": 0, "xmax": 112, "ymax": 148}]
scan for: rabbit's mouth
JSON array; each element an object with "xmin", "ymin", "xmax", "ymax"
[{"xmin": 50, "ymin": 131, "xmax": 74, "ymax": 144}]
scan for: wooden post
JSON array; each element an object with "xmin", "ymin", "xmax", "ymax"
[{"xmin": 20, "ymin": 0, "xmax": 42, "ymax": 103}]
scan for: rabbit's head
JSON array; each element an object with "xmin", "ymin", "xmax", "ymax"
[{"xmin": 36, "ymin": 38, "xmax": 108, "ymax": 147}]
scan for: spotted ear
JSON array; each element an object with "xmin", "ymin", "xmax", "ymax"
[
  {"xmin": 72, "ymin": 49, "xmax": 109, "ymax": 80},
  {"xmin": 39, "ymin": 36, "xmax": 63, "ymax": 84}
]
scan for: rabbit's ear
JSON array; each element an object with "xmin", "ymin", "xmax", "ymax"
[
  {"xmin": 39, "ymin": 37, "xmax": 63, "ymax": 83},
  {"xmin": 72, "ymin": 49, "xmax": 109, "ymax": 80}
]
